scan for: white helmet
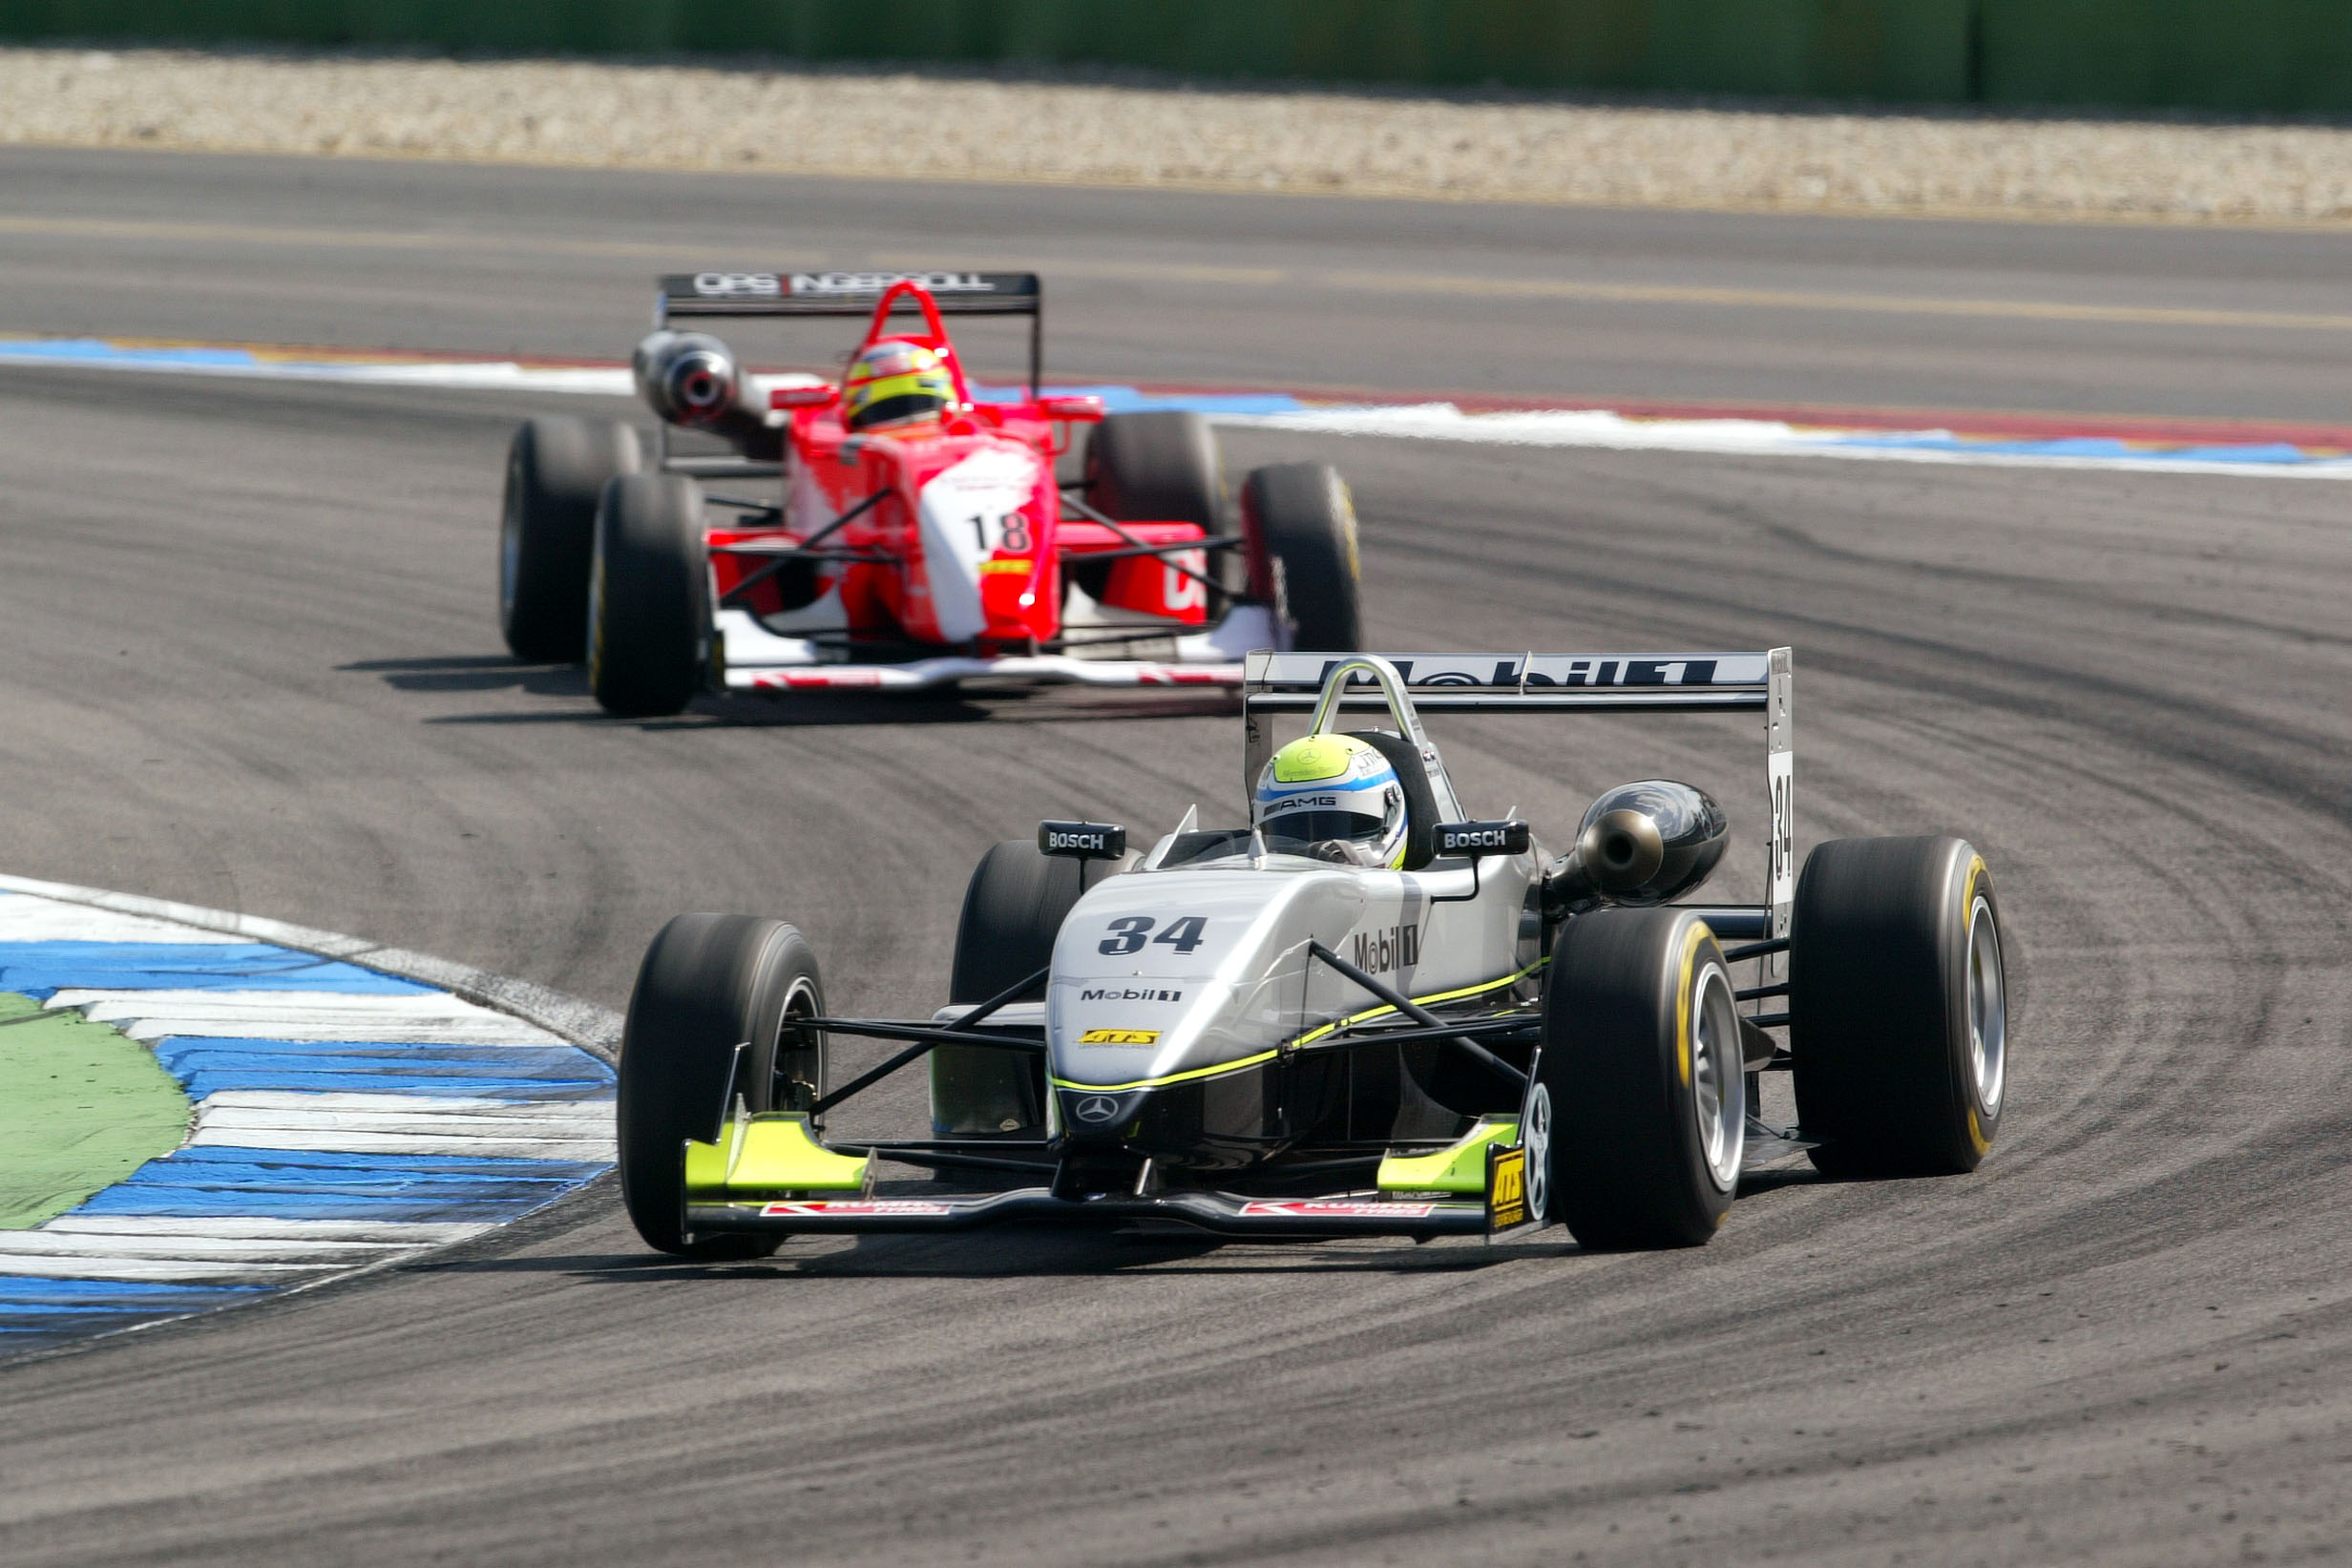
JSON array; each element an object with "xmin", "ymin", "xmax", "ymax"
[{"xmin": 1251, "ymin": 733, "xmax": 1408, "ymax": 868}]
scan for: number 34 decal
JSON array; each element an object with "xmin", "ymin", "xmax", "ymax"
[{"xmin": 1099, "ymin": 915, "xmax": 1208, "ymax": 956}]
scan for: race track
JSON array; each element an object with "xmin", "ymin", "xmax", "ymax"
[{"xmin": 2, "ymin": 148, "xmax": 2350, "ymax": 1565}]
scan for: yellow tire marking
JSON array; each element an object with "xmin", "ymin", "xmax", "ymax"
[{"xmin": 1674, "ymin": 920, "xmax": 1712, "ymax": 1090}]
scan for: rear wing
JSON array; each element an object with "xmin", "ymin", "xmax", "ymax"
[
  {"xmin": 1244, "ymin": 650, "xmax": 1796, "ymax": 960},
  {"xmin": 656, "ymin": 270, "xmax": 1043, "ymax": 395}
]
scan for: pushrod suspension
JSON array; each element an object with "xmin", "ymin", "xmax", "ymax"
[
  {"xmin": 1307, "ymin": 942, "xmax": 1529, "ymax": 1092},
  {"xmin": 807, "ymin": 964, "xmax": 1049, "ymax": 1116}
]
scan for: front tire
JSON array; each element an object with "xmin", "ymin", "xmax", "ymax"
[
  {"xmin": 934, "ymin": 840, "xmax": 1115, "ymax": 1138},
  {"xmin": 617, "ymin": 914, "xmax": 828, "ymax": 1258},
  {"xmin": 500, "ymin": 416, "xmax": 640, "ymax": 662},
  {"xmin": 1791, "ymin": 836, "xmax": 2007, "ymax": 1176},
  {"xmin": 1240, "ymin": 462, "xmax": 1363, "ymax": 652},
  {"xmin": 1543, "ymin": 908, "xmax": 1745, "ymax": 1248},
  {"xmin": 589, "ymin": 472, "xmax": 709, "ymax": 718}
]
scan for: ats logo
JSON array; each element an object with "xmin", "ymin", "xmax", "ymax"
[
  {"xmin": 1078, "ymin": 1029, "xmax": 1160, "ymax": 1046},
  {"xmin": 1353, "ymin": 922, "xmax": 1419, "ymax": 975}
]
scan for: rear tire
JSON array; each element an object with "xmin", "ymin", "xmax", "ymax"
[
  {"xmin": 1078, "ymin": 410, "xmax": 1228, "ymax": 602},
  {"xmin": 1543, "ymin": 907, "xmax": 1745, "ymax": 1248},
  {"xmin": 617, "ymin": 914, "xmax": 828, "ymax": 1258},
  {"xmin": 1791, "ymin": 836, "xmax": 2006, "ymax": 1176},
  {"xmin": 500, "ymin": 416, "xmax": 640, "ymax": 662},
  {"xmin": 589, "ymin": 473, "xmax": 708, "ymax": 718},
  {"xmin": 934, "ymin": 841, "xmax": 1117, "ymax": 1138},
  {"xmin": 1241, "ymin": 462, "xmax": 1363, "ymax": 652}
]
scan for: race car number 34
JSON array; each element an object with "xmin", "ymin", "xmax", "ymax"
[{"xmin": 1100, "ymin": 916, "xmax": 1207, "ymax": 956}]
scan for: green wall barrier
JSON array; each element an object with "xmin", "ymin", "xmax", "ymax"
[
  {"xmin": 0, "ymin": 0, "xmax": 2344, "ymax": 113},
  {"xmin": 1981, "ymin": 0, "xmax": 2352, "ymax": 114}
]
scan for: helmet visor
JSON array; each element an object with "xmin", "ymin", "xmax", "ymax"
[
  {"xmin": 1260, "ymin": 809, "xmax": 1386, "ymax": 853},
  {"xmin": 849, "ymin": 388, "xmax": 949, "ymax": 429}
]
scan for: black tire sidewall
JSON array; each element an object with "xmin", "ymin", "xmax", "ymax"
[
  {"xmin": 1542, "ymin": 907, "xmax": 1737, "ymax": 1247},
  {"xmin": 617, "ymin": 913, "xmax": 825, "ymax": 1256},
  {"xmin": 589, "ymin": 472, "xmax": 708, "ymax": 717},
  {"xmin": 935, "ymin": 841, "xmax": 1105, "ymax": 1137},
  {"xmin": 1791, "ymin": 835, "xmax": 2003, "ymax": 1175},
  {"xmin": 501, "ymin": 417, "xmax": 638, "ymax": 662},
  {"xmin": 1079, "ymin": 410, "xmax": 1228, "ymax": 602},
  {"xmin": 1239, "ymin": 462, "xmax": 1363, "ymax": 652}
]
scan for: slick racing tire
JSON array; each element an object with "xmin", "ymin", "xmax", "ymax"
[
  {"xmin": 589, "ymin": 472, "xmax": 709, "ymax": 718},
  {"xmin": 1077, "ymin": 410, "xmax": 1228, "ymax": 604},
  {"xmin": 617, "ymin": 914, "xmax": 828, "ymax": 1258},
  {"xmin": 1241, "ymin": 462, "xmax": 1363, "ymax": 653},
  {"xmin": 500, "ymin": 416, "xmax": 640, "ymax": 662},
  {"xmin": 935, "ymin": 841, "xmax": 1121, "ymax": 1139},
  {"xmin": 1543, "ymin": 907, "xmax": 1745, "ymax": 1248},
  {"xmin": 1791, "ymin": 836, "xmax": 2007, "ymax": 1177}
]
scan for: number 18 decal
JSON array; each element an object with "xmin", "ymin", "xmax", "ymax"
[{"xmin": 965, "ymin": 511, "xmax": 1034, "ymax": 556}]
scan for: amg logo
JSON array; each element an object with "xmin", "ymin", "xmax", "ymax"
[
  {"xmin": 1081, "ymin": 987, "xmax": 1184, "ymax": 1002},
  {"xmin": 1046, "ymin": 829, "xmax": 1109, "ymax": 853},
  {"xmin": 788, "ymin": 271, "xmax": 996, "ymax": 296},
  {"xmin": 1353, "ymin": 922, "xmax": 1419, "ymax": 975}
]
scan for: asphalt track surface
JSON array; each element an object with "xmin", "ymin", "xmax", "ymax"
[{"xmin": 2, "ymin": 148, "xmax": 2350, "ymax": 1564}]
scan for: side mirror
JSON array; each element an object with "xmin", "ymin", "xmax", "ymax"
[
  {"xmin": 769, "ymin": 384, "xmax": 840, "ymax": 411},
  {"xmin": 1039, "ymin": 820, "xmax": 1126, "ymax": 860},
  {"xmin": 1435, "ymin": 820, "xmax": 1531, "ymax": 858},
  {"xmin": 1038, "ymin": 394, "xmax": 1106, "ymax": 423}
]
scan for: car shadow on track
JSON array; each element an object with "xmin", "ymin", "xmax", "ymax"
[
  {"xmin": 342, "ymin": 654, "xmax": 594, "ymax": 702},
  {"xmin": 346, "ymin": 656, "xmax": 1242, "ymax": 728},
  {"xmin": 426, "ymin": 1228, "xmax": 1584, "ymax": 1280}
]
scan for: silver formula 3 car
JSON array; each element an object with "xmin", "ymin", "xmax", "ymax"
[{"xmin": 616, "ymin": 649, "xmax": 2010, "ymax": 1254}]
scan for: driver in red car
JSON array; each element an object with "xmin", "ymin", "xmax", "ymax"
[{"xmin": 842, "ymin": 338, "xmax": 957, "ymax": 432}]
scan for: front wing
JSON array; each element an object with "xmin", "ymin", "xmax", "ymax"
[
  {"xmin": 688, "ymin": 1134, "xmax": 1545, "ymax": 1244},
  {"xmin": 711, "ymin": 601, "xmax": 1281, "ymax": 695}
]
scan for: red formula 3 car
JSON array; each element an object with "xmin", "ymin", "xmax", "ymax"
[{"xmin": 497, "ymin": 270, "xmax": 1365, "ymax": 717}]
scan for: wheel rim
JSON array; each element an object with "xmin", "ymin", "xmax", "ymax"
[
  {"xmin": 1521, "ymin": 1081, "xmax": 1552, "ymax": 1223},
  {"xmin": 771, "ymin": 975, "xmax": 827, "ymax": 1119},
  {"xmin": 1690, "ymin": 961, "xmax": 1746, "ymax": 1192},
  {"xmin": 1966, "ymin": 895, "xmax": 2006, "ymax": 1116}
]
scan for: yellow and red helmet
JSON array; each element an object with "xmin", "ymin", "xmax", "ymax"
[{"xmin": 843, "ymin": 338, "xmax": 956, "ymax": 430}]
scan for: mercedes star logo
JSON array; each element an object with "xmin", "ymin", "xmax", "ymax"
[{"xmin": 1073, "ymin": 1095, "xmax": 1122, "ymax": 1124}]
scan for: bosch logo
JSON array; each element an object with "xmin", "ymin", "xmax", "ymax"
[
  {"xmin": 1073, "ymin": 1096, "xmax": 1123, "ymax": 1124},
  {"xmin": 1047, "ymin": 829, "xmax": 1107, "ymax": 853}
]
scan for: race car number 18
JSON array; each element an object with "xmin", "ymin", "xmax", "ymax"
[{"xmin": 1099, "ymin": 916, "xmax": 1207, "ymax": 956}]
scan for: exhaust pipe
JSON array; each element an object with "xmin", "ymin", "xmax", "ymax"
[
  {"xmin": 632, "ymin": 330, "xmax": 782, "ymax": 459},
  {"xmin": 1546, "ymin": 779, "xmax": 1729, "ymax": 912}
]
